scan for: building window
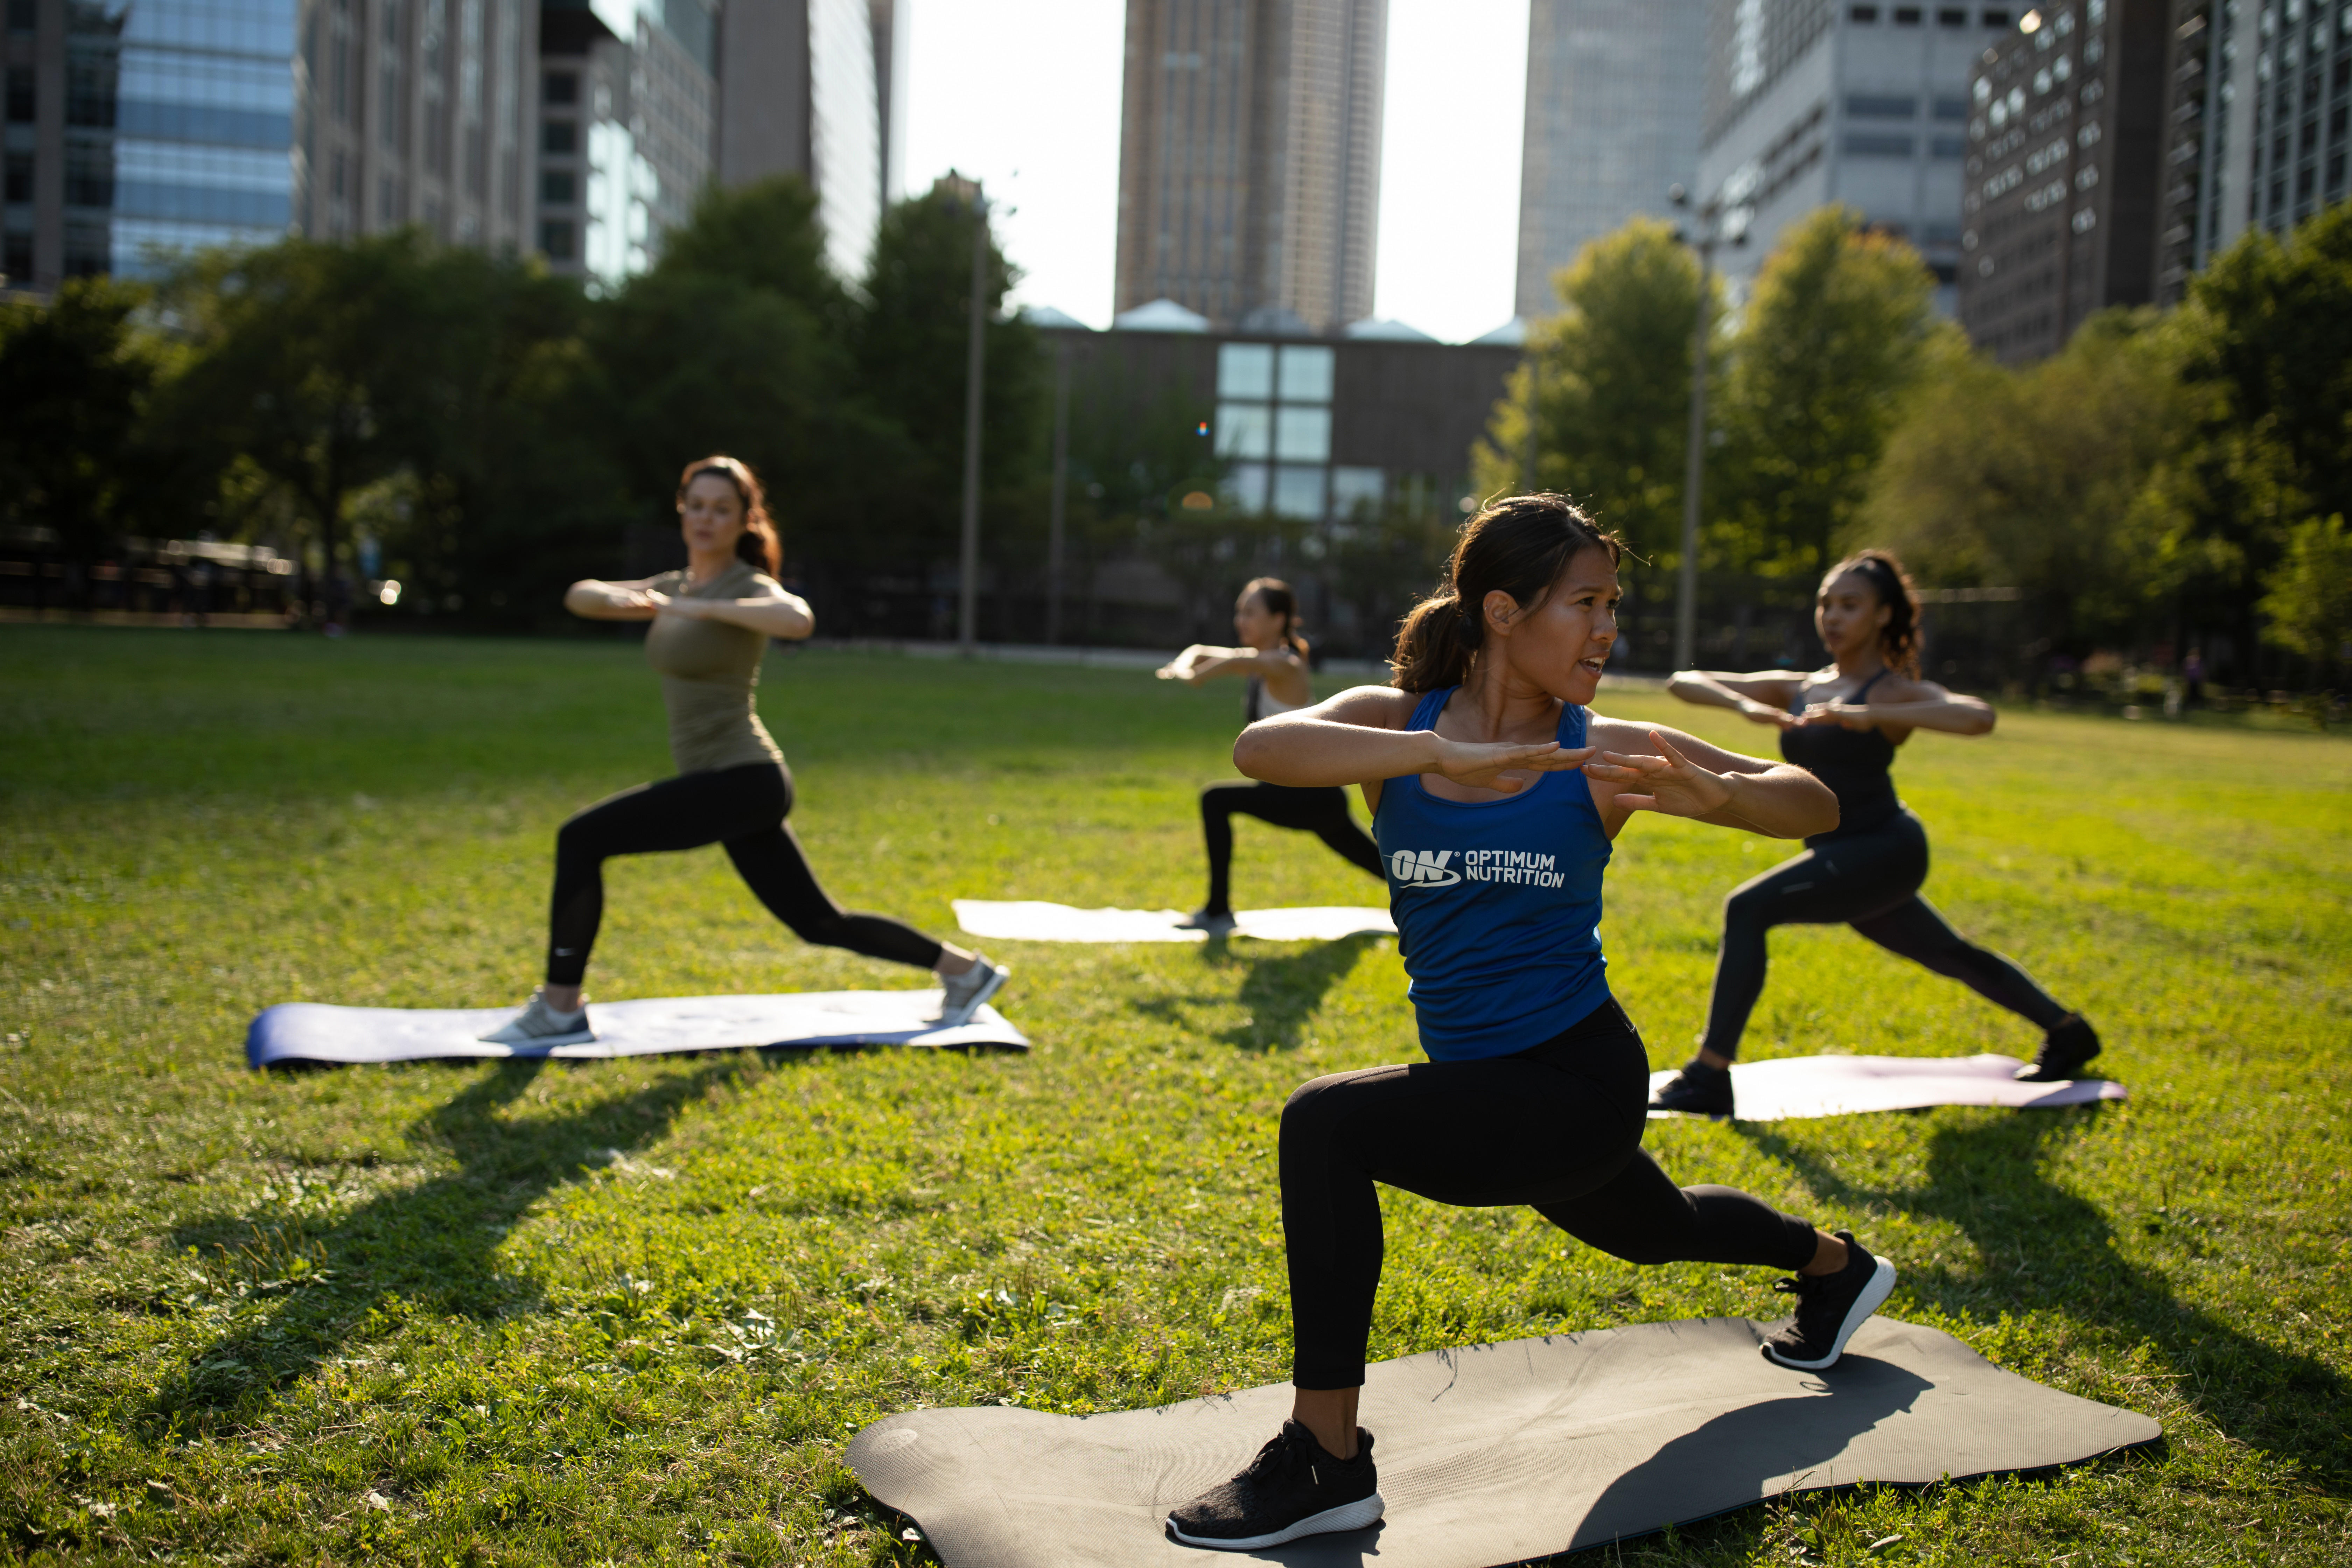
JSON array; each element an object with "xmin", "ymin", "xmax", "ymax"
[
  {"xmin": 1933, "ymin": 96, "xmax": 1969, "ymax": 120},
  {"xmin": 1983, "ymin": 8, "xmax": 2011, "ymax": 24},
  {"xmin": 4, "ymin": 152, "xmax": 28, "ymax": 204},
  {"xmin": 1938, "ymin": 6, "xmax": 1969, "ymax": 23},
  {"xmin": 1848, "ymin": 94, "xmax": 1920, "ymax": 117},
  {"xmin": 542, "ymin": 119, "xmax": 575, "ymax": 154},
  {"xmin": 1846, "ymin": 132, "xmax": 1918, "ymax": 156},
  {"xmin": 1214, "ymin": 402, "xmax": 1273, "ymax": 460},
  {"xmin": 64, "ymin": 143, "xmax": 112, "ymax": 207},
  {"xmin": 1275, "ymin": 406, "xmax": 1332, "ymax": 464},
  {"xmin": 1217, "ymin": 342, "xmax": 1274, "ymax": 399},
  {"xmin": 541, "ymin": 169, "xmax": 575, "ymax": 204},
  {"xmin": 1331, "ymin": 467, "xmax": 1383, "ymax": 518},
  {"xmin": 544, "ymin": 71, "xmax": 578, "ymax": 105},
  {"xmin": 1933, "ymin": 135, "xmax": 1967, "ymax": 157},
  {"xmin": 1226, "ymin": 462, "xmax": 1269, "ymax": 512},
  {"xmin": 540, "ymin": 219, "xmax": 574, "ymax": 258},
  {"xmin": 1893, "ymin": 6, "xmax": 1923, "ymax": 21},
  {"xmin": 1276, "ymin": 345, "xmax": 1335, "ymax": 404},
  {"xmin": 1850, "ymin": 4, "xmax": 1880, "ymax": 20},
  {"xmin": 2, "ymin": 232, "xmax": 29, "ymax": 280},
  {"xmin": 6, "ymin": 67, "xmax": 33, "ymax": 123},
  {"xmin": 5, "ymin": 0, "xmax": 32, "ymax": 33},
  {"xmin": 1272, "ymin": 465, "xmax": 1328, "ymax": 520}
]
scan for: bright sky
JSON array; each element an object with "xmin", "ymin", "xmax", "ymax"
[{"xmin": 899, "ymin": 1, "xmax": 1531, "ymax": 344}]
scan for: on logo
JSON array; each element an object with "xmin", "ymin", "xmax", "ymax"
[{"xmin": 1390, "ymin": 849, "xmax": 1462, "ymax": 887}]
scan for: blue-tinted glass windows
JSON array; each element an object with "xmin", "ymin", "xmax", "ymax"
[
  {"xmin": 1217, "ymin": 341, "xmax": 1337, "ymax": 516},
  {"xmin": 5, "ymin": 68, "xmax": 31, "ymax": 122},
  {"xmin": 1214, "ymin": 402, "xmax": 1272, "ymax": 460},
  {"xmin": 543, "ymin": 119, "xmax": 576, "ymax": 154},
  {"xmin": 1277, "ymin": 345, "xmax": 1334, "ymax": 403},
  {"xmin": 1275, "ymin": 405, "xmax": 1331, "ymax": 463},
  {"xmin": 1272, "ymin": 465, "xmax": 1327, "ymax": 520},
  {"xmin": 4, "ymin": 153, "xmax": 30, "ymax": 203},
  {"xmin": 1217, "ymin": 343, "xmax": 1274, "ymax": 398}
]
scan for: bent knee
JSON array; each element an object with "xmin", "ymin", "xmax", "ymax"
[{"xmin": 1280, "ymin": 1071, "xmax": 1371, "ymax": 1139}]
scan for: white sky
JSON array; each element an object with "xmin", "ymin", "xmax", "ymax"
[{"xmin": 899, "ymin": 1, "xmax": 1531, "ymax": 345}]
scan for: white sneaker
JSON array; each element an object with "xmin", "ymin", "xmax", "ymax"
[
  {"xmin": 935, "ymin": 955, "xmax": 1010, "ymax": 1027},
  {"xmin": 1175, "ymin": 906, "xmax": 1238, "ymax": 936},
  {"xmin": 479, "ymin": 987, "xmax": 594, "ymax": 1046}
]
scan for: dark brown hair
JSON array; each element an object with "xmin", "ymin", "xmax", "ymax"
[
  {"xmin": 1390, "ymin": 493, "xmax": 1624, "ymax": 692},
  {"xmin": 1241, "ymin": 575, "xmax": 1311, "ymax": 659},
  {"xmin": 1824, "ymin": 548, "xmax": 1922, "ymax": 678},
  {"xmin": 677, "ymin": 454, "xmax": 781, "ymax": 576}
]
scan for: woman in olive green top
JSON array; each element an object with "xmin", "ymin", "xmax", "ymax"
[{"xmin": 483, "ymin": 455, "xmax": 1009, "ymax": 1045}]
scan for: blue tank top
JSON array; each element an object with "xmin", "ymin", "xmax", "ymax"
[{"xmin": 1372, "ymin": 688, "xmax": 1612, "ymax": 1061}]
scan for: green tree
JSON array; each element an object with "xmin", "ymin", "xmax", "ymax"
[
  {"xmin": 851, "ymin": 185, "xmax": 1047, "ymax": 584},
  {"xmin": 2259, "ymin": 514, "xmax": 2352, "ymax": 684},
  {"xmin": 1860, "ymin": 309, "xmax": 2196, "ymax": 651},
  {"xmin": 1473, "ymin": 216, "xmax": 1719, "ymax": 570},
  {"xmin": 1715, "ymin": 206, "xmax": 1946, "ymax": 580},
  {"xmin": 0, "ymin": 276, "xmax": 175, "ymax": 569}
]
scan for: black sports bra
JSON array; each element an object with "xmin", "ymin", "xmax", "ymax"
[{"xmin": 1778, "ymin": 669, "xmax": 1900, "ymax": 839}]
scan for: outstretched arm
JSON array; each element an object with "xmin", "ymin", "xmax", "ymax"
[
  {"xmin": 646, "ymin": 586, "xmax": 814, "ymax": 640},
  {"xmin": 1157, "ymin": 644, "xmax": 1284, "ymax": 685},
  {"xmin": 1667, "ymin": 668, "xmax": 1804, "ymax": 729},
  {"xmin": 1583, "ymin": 715, "xmax": 1836, "ymax": 839},
  {"xmin": 1801, "ymin": 677, "xmax": 1994, "ymax": 738},
  {"xmin": 566, "ymin": 578, "xmax": 662, "ymax": 621},
  {"xmin": 1234, "ymin": 685, "xmax": 1592, "ymax": 794}
]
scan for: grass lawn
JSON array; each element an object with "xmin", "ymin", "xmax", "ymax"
[{"xmin": 2, "ymin": 625, "xmax": 2348, "ymax": 1567}]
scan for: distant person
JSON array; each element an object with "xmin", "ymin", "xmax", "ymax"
[
  {"xmin": 482, "ymin": 454, "xmax": 1008, "ymax": 1046},
  {"xmin": 1156, "ymin": 578, "xmax": 1382, "ymax": 932},
  {"xmin": 2182, "ymin": 648, "xmax": 2205, "ymax": 709},
  {"xmin": 1163, "ymin": 498, "xmax": 1894, "ymax": 1552},
  {"xmin": 1650, "ymin": 550, "xmax": 2099, "ymax": 1118}
]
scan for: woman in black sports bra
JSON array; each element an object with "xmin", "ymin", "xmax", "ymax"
[{"xmin": 1650, "ymin": 550, "xmax": 2100, "ymax": 1116}]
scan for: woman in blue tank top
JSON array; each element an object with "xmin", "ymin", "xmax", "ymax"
[
  {"xmin": 1650, "ymin": 550, "xmax": 2100, "ymax": 1120},
  {"xmin": 1165, "ymin": 496, "xmax": 1901, "ymax": 1554}
]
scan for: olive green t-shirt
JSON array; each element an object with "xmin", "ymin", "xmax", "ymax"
[{"xmin": 642, "ymin": 560, "xmax": 788, "ymax": 775}]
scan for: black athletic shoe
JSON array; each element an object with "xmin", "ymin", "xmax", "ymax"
[
  {"xmin": 1648, "ymin": 1058, "xmax": 1735, "ymax": 1118},
  {"xmin": 1166, "ymin": 1421, "xmax": 1383, "ymax": 1551},
  {"xmin": 1761, "ymin": 1232, "xmax": 1897, "ymax": 1371},
  {"xmin": 2015, "ymin": 1015, "xmax": 2102, "ymax": 1082}
]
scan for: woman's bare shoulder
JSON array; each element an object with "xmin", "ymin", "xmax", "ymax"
[{"xmin": 1317, "ymin": 684, "xmax": 1419, "ymax": 728}]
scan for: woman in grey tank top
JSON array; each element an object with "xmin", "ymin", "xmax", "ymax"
[
  {"xmin": 480, "ymin": 455, "xmax": 1009, "ymax": 1046},
  {"xmin": 1155, "ymin": 578, "xmax": 1383, "ymax": 932}
]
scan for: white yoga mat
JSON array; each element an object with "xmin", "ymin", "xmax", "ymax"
[
  {"xmin": 952, "ymin": 899, "xmax": 1395, "ymax": 944},
  {"xmin": 848, "ymin": 1315, "xmax": 2160, "ymax": 1568},
  {"xmin": 245, "ymin": 990, "xmax": 1027, "ymax": 1068},
  {"xmin": 1649, "ymin": 1052, "xmax": 2126, "ymax": 1122}
]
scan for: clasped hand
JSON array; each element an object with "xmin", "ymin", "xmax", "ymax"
[{"xmin": 1431, "ymin": 729, "xmax": 1728, "ymax": 816}]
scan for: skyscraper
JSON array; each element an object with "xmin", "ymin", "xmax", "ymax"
[
  {"xmin": 3, "ymin": 0, "xmax": 539, "ymax": 292},
  {"xmin": 1958, "ymin": 0, "xmax": 2171, "ymax": 363},
  {"xmin": 1514, "ymin": 0, "xmax": 1707, "ymax": 322},
  {"xmin": 1695, "ymin": 1, "xmax": 2022, "ymax": 312},
  {"xmin": 713, "ymin": 0, "xmax": 903, "ymax": 285},
  {"xmin": 1113, "ymin": 0, "xmax": 1387, "ymax": 334}
]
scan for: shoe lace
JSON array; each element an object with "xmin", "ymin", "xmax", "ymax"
[{"xmin": 1238, "ymin": 1428, "xmax": 1310, "ymax": 1485}]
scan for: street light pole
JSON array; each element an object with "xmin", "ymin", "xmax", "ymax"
[
  {"xmin": 1668, "ymin": 182, "xmax": 1744, "ymax": 672},
  {"xmin": 957, "ymin": 177, "xmax": 988, "ymax": 656},
  {"xmin": 1046, "ymin": 340, "xmax": 1069, "ymax": 645}
]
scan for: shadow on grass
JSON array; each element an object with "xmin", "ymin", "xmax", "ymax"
[
  {"xmin": 1130, "ymin": 933, "xmax": 1380, "ymax": 1052},
  {"xmin": 151, "ymin": 1055, "xmax": 735, "ymax": 1432},
  {"xmin": 1736, "ymin": 1109, "xmax": 2351, "ymax": 1493}
]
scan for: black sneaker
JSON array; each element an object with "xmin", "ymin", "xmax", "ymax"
[
  {"xmin": 2015, "ymin": 1015, "xmax": 2101, "ymax": 1082},
  {"xmin": 1648, "ymin": 1058, "xmax": 1735, "ymax": 1117},
  {"xmin": 1761, "ymin": 1232, "xmax": 1897, "ymax": 1371},
  {"xmin": 1166, "ymin": 1420, "xmax": 1383, "ymax": 1551}
]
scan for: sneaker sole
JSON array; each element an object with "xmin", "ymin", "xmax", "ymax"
[
  {"xmin": 2014, "ymin": 1049, "xmax": 2101, "ymax": 1083},
  {"xmin": 937, "ymin": 964, "xmax": 1010, "ymax": 1028},
  {"xmin": 1166, "ymin": 1492, "xmax": 1385, "ymax": 1551},
  {"xmin": 476, "ymin": 1027, "xmax": 595, "ymax": 1047},
  {"xmin": 1762, "ymin": 1257, "xmax": 1898, "ymax": 1371}
]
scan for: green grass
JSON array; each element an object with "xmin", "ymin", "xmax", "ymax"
[{"xmin": 2, "ymin": 625, "xmax": 2348, "ymax": 1567}]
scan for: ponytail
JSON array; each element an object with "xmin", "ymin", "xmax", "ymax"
[
  {"xmin": 677, "ymin": 454, "xmax": 782, "ymax": 577},
  {"xmin": 1827, "ymin": 548, "xmax": 1923, "ymax": 678},
  {"xmin": 1391, "ymin": 493, "xmax": 1623, "ymax": 692},
  {"xmin": 1241, "ymin": 576, "xmax": 1312, "ymax": 660}
]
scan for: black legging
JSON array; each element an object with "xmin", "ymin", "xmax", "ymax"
[
  {"xmin": 1280, "ymin": 999, "xmax": 1819, "ymax": 1390},
  {"xmin": 1200, "ymin": 781, "xmax": 1383, "ymax": 913},
  {"xmin": 1700, "ymin": 809, "xmax": 2068, "ymax": 1059},
  {"xmin": 545, "ymin": 761, "xmax": 943, "ymax": 986}
]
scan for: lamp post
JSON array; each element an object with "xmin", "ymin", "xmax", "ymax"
[
  {"xmin": 955, "ymin": 175, "xmax": 989, "ymax": 656},
  {"xmin": 1667, "ymin": 182, "xmax": 1746, "ymax": 672},
  {"xmin": 1046, "ymin": 340, "xmax": 1069, "ymax": 645}
]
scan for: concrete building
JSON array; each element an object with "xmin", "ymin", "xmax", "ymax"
[
  {"xmin": 3, "ymin": 0, "xmax": 538, "ymax": 292},
  {"xmin": 1514, "ymin": 0, "xmax": 1708, "ymax": 321},
  {"xmin": 1113, "ymin": 0, "xmax": 1387, "ymax": 334},
  {"xmin": 2151, "ymin": 0, "xmax": 2351, "ymax": 306},
  {"xmin": 1696, "ymin": 1, "xmax": 2026, "ymax": 312},
  {"xmin": 1958, "ymin": 0, "xmax": 2171, "ymax": 363}
]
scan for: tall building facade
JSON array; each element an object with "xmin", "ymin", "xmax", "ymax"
[
  {"xmin": 2152, "ymin": 0, "xmax": 2351, "ymax": 306},
  {"xmin": 1113, "ymin": 0, "xmax": 1386, "ymax": 334},
  {"xmin": 713, "ymin": 0, "xmax": 902, "ymax": 284},
  {"xmin": 534, "ymin": 0, "xmax": 715, "ymax": 287},
  {"xmin": 1957, "ymin": 0, "xmax": 2170, "ymax": 362},
  {"xmin": 1696, "ymin": 1, "xmax": 2024, "ymax": 312},
  {"xmin": 1514, "ymin": 0, "xmax": 1708, "ymax": 321},
  {"xmin": 2, "ymin": 0, "xmax": 537, "ymax": 292}
]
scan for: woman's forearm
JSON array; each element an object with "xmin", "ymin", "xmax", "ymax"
[
  {"xmin": 1235, "ymin": 716, "xmax": 1441, "ymax": 788},
  {"xmin": 1718, "ymin": 765, "xmax": 1839, "ymax": 838},
  {"xmin": 1865, "ymin": 697, "xmax": 1994, "ymax": 736},
  {"xmin": 1667, "ymin": 673, "xmax": 1748, "ymax": 710},
  {"xmin": 702, "ymin": 596, "xmax": 814, "ymax": 640},
  {"xmin": 566, "ymin": 580, "xmax": 651, "ymax": 620}
]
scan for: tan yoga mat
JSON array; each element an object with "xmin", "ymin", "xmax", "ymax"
[
  {"xmin": 848, "ymin": 1316, "xmax": 2158, "ymax": 1567},
  {"xmin": 1648, "ymin": 1053, "xmax": 2128, "ymax": 1121}
]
